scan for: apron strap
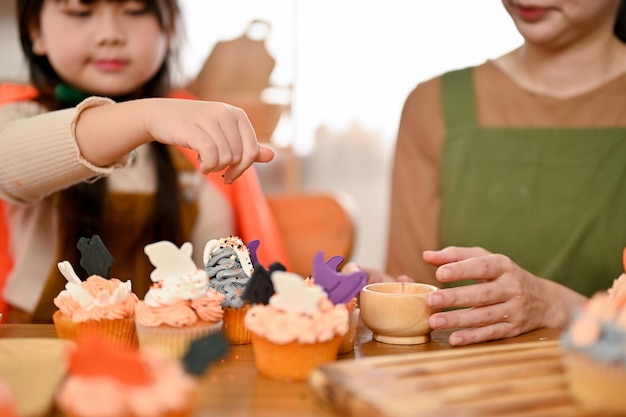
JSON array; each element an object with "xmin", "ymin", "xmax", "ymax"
[{"xmin": 442, "ymin": 67, "xmax": 478, "ymax": 130}]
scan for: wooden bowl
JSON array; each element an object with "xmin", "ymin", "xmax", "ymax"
[{"xmin": 360, "ymin": 282, "xmax": 437, "ymax": 345}]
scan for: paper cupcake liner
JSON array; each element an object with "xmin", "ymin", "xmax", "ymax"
[
  {"xmin": 222, "ymin": 306, "xmax": 252, "ymax": 345},
  {"xmin": 135, "ymin": 320, "xmax": 223, "ymax": 360},
  {"xmin": 53, "ymin": 311, "xmax": 138, "ymax": 350},
  {"xmin": 250, "ymin": 333, "xmax": 342, "ymax": 382},
  {"xmin": 564, "ymin": 352, "xmax": 626, "ymax": 414},
  {"xmin": 339, "ymin": 308, "xmax": 360, "ymax": 354}
]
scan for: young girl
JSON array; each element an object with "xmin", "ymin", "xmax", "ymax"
[
  {"xmin": 0, "ymin": 0, "xmax": 279, "ymax": 323},
  {"xmin": 346, "ymin": 0, "xmax": 626, "ymax": 345}
]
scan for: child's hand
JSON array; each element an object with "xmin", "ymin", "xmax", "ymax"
[
  {"xmin": 143, "ymin": 99, "xmax": 274, "ymax": 182},
  {"xmin": 75, "ymin": 97, "xmax": 274, "ymax": 183}
]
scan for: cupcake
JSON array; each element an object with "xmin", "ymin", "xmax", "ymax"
[
  {"xmin": 560, "ymin": 248, "xmax": 626, "ymax": 414},
  {"xmin": 203, "ymin": 236, "xmax": 256, "ymax": 344},
  {"xmin": 56, "ymin": 332, "xmax": 197, "ymax": 417},
  {"xmin": 135, "ymin": 241, "xmax": 224, "ymax": 359},
  {"xmin": 309, "ymin": 252, "xmax": 367, "ymax": 354},
  {"xmin": 53, "ymin": 260, "xmax": 139, "ymax": 349},
  {"xmin": 244, "ymin": 256, "xmax": 364, "ymax": 382}
]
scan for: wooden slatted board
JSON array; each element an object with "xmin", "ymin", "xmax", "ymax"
[{"xmin": 309, "ymin": 340, "xmax": 592, "ymax": 417}]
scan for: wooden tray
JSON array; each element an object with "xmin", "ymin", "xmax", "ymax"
[{"xmin": 310, "ymin": 340, "xmax": 590, "ymax": 417}]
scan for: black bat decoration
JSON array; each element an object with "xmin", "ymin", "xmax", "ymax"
[
  {"xmin": 77, "ymin": 235, "xmax": 115, "ymax": 279},
  {"xmin": 241, "ymin": 262, "xmax": 286, "ymax": 305}
]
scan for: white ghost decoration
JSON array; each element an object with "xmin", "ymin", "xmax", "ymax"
[
  {"xmin": 144, "ymin": 241, "xmax": 197, "ymax": 282},
  {"xmin": 270, "ymin": 271, "xmax": 326, "ymax": 315},
  {"xmin": 142, "ymin": 241, "xmax": 209, "ymax": 304}
]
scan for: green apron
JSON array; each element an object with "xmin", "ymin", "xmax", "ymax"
[{"xmin": 440, "ymin": 68, "xmax": 626, "ymax": 296}]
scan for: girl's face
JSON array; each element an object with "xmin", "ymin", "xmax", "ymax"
[
  {"xmin": 502, "ymin": 0, "xmax": 621, "ymax": 47},
  {"xmin": 29, "ymin": 0, "xmax": 168, "ymax": 96}
]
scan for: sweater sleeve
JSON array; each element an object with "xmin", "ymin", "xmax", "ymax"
[
  {"xmin": 384, "ymin": 76, "xmax": 443, "ymax": 286},
  {"xmin": 0, "ymin": 97, "xmax": 125, "ymax": 205}
]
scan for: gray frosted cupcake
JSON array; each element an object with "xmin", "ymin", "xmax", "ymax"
[{"xmin": 203, "ymin": 236, "xmax": 254, "ymax": 344}]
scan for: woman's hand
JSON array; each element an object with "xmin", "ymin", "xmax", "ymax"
[
  {"xmin": 75, "ymin": 98, "xmax": 274, "ymax": 182},
  {"xmin": 341, "ymin": 262, "xmax": 413, "ymax": 284},
  {"xmin": 422, "ymin": 246, "xmax": 586, "ymax": 346}
]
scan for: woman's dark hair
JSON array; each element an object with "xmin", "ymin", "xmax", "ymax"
[
  {"xmin": 16, "ymin": 0, "xmax": 186, "ymax": 256},
  {"xmin": 616, "ymin": 0, "xmax": 626, "ymax": 42}
]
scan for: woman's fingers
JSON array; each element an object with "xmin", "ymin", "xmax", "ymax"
[
  {"xmin": 423, "ymin": 246, "xmax": 492, "ymax": 267},
  {"xmin": 430, "ymin": 253, "xmax": 518, "ymax": 285},
  {"xmin": 340, "ymin": 262, "xmax": 361, "ymax": 275},
  {"xmin": 426, "ymin": 280, "xmax": 510, "ymax": 311},
  {"xmin": 396, "ymin": 274, "xmax": 413, "ymax": 283},
  {"xmin": 428, "ymin": 296, "xmax": 528, "ymax": 346},
  {"xmin": 447, "ymin": 322, "xmax": 518, "ymax": 346},
  {"xmin": 428, "ymin": 300, "xmax": 512, "ymax": 329}
]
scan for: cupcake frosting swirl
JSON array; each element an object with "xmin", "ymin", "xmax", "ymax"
[
  {"xmin": 136, "ymin": 283, "xmax": 224, "ymax": 328},
  {"xmin": 136, "ymin": 241, "xmax": 224, "ymax": 327},
  {"xmin": 54, "ymin": 275, "xmax": 137, "ymax": 322},
  {"xmin": 245, "ymin": 297, "xmax": 348, "ymax": 344},
  {"xmin": 204, "ymin": 236, "xmax": 253, "ymax": 308}
]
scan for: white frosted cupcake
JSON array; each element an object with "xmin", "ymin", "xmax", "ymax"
[{"xmin": 135, "ymin": 241, "xmax": 224, "ymax": 359}]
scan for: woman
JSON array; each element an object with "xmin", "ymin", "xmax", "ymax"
[{"xmin": 349, "ymin": 0, "xmax": 626, "ymax": 346}]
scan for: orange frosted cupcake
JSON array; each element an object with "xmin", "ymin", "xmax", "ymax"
[
  {"xmin": 203, "ymin": 236, "xmax": 256, "ymax": 344},
  {"xmin": 560, "ymin": 249, "xmax": 626, "ymax": 414},
  {"xmin": 53, "ymin": 261, "xmax": 139, "ymax": 349},
  {"xmin": 56, "ymin": 332, "xmax": 196, "ymax": 417},
  {"xmin": 244, "ymin": 267, "xmax": 350, "ymax": 382},
  {"xmin": 135, "ymin": 241, "xmax": 224, "ymax": 359}
]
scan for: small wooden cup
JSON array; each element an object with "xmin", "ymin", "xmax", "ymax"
[{"xmin": 360, "ymin": 282, "xmax": 437, "ymax": 345}]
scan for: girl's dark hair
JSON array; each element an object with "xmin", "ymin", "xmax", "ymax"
[
  {"xmin": 18, "ymin": 0, "xmax": 182, "ymax": 105},
  {"xmin": 616, "ymin": 0, "xmax": 626, "ymax": 42},
  {"xmin": 16, "ymin": 0, "xmax": 186, "ymax": 254}
]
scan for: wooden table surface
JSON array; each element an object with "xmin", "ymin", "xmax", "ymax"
[{"xmin": 0, "ymin": 323, "xmax": 563, "ymax": 417}]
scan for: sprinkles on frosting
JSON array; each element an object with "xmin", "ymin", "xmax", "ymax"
[{"xmin": 203, "ymin": 236, "xmax": 254, "ymax": 277}]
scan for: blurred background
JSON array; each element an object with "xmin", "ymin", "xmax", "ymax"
[{"xmin": 0, "ymin": 1, "xmax": 523, "ymax": 271}]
